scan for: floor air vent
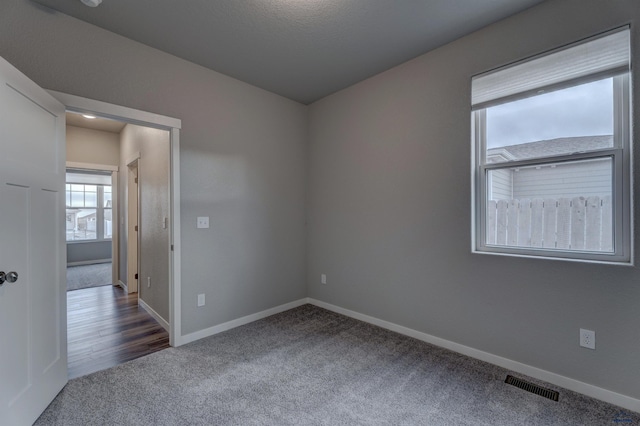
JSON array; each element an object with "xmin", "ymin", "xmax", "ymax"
[{"xmin": 505, "ymin": 375, "xmax": 559, "ymax": 402}]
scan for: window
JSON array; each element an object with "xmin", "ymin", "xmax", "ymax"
[
  {"xmin": 65, "ymin": 172, "xmax": 113, "ymax": 242},
  {"xmin": 472, "ymin": 28, "xmax": 631, "ymax": 263}
]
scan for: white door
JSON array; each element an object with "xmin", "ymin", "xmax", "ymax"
[{"xmin": 0, "ymin": 57, "xmax": 67, "ymax": 425}]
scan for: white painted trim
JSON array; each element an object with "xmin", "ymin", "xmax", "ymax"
[
  {"xmin": 126, "ymin": 163, "xmax": 139, "ymax": 295},
  {"xmin": 117, "ymin": 280, "xmax": 127, "ymax": 292},
  {"xmin": 126, "ymin": 152, "xmax": 140, "ymax": 167},
  {"xmin": 49, "ymin": 90, "xmax": 182, "ymax": 347},
  {"xmin": 66, "ymin": 161, "xmax": 118, "ymax": 172},
  {"xmin": 49, "ymin": 91, "xmax": 182, "ymax": 130},
  {"xmin": 169, "ymin": 128, "xmax": 182, "ymax": 347},
  {"xmin": 180, "ymin": 299, "xmax": 309, "ymax": 345},
  {"xmin": 138, "ymin": 298, "xmax": 170, "ymax": 332},
  {"xmin": 111, "ymin": 171, "xmax": 119, "ymax": 290},
  {"xmin": 67, "ymin": 259, "xmax": 111, "ymax": 267},
  {"xmin": 307, "ymin": 298, "xmax": 640, "ymax": 414}
]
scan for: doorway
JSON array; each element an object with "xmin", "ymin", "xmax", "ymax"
[
  {"xmin": 63, "ymin": 106, "xmax": 178, "ymax": 377},
  {"xmin": 0, "ymin": 55, "xmax": 181, "ymax": 423},
  {"xmin": 65, "ymin": 167, "xmax": 116, "ymax": 292},
  {"xmin": 51, "ymin": 90, "xmax": 183, "ymax": 348}
]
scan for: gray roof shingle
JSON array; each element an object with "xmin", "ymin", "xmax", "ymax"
[{"xmin": 486, "ymin": 135, "xmax": 613, "ymax": 163}]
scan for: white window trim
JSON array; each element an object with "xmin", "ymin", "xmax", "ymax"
[
  {"xmin": 472, "ymin": 58, "xmax": 632, "ymax": 265},
  {"xmin": 65, "ymin": 182, "xmax": 113, "ymax": 243},
  {"xmin": 65, "ymin": 165, "xmax": 117, "ymax": 244}
]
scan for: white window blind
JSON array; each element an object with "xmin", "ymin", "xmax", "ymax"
[
  {"xmin": 66, "ymin": 172, "xmax": 111, "ymax": 185},
  {"xmin": 472, "ymin": 28, "xmax": 630, "ymax": 108}
]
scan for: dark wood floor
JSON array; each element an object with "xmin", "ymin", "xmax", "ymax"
[{"xmin": 67, "ymin": 285, "xmax": 170, "ymax": 379}]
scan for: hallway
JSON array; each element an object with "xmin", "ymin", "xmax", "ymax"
[{"xmin": 67, "ymin": 285, "xmax": 170, "ymax": 379}]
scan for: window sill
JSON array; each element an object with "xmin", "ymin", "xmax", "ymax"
[{"xmin": 472, "ymin": 248, "xmax": 633, "ymax": 266}]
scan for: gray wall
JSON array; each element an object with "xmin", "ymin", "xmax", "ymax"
[
  {"xmin": 307, "ymin": 0, "xmax": 640, "ymax": 401},
  {"xmin": 0, "ymin": 0, "xmax": 307, "ymax": 335},
  {"xmin": 67, "ymin": 241, "xmax": 111, "ymax": 266},
  {"xmin": 66, "ymin": 125, "xmax": 119, "ymax": 264},
  {"xmin": 119, "ymin": 123, "xmax": 171, "ymax": 322},
  {"xmin": 4, "ymin": 0, "xmax": 640, "ymax": 404}
]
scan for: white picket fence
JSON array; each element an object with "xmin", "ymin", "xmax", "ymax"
[{"xmin": 487, "ymin": 195, "xmax": 612, "ymax": 252}]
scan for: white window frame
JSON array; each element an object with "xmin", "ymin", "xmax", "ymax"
[
  {"xmin": 471, "ymin": 29, "xmax": 632, "ymax": 265},
  {"xmin": 65, "ymin": 181, "xmax": 113, "ymax": 243}
]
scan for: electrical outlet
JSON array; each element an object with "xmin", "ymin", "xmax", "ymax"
[
  {"xmin": 580, "ymin": 328, "xmax": 595, "ymax": 349},
  {"xmin": 197, "ymin": 293, "xmax": 205, "ymax": 307},
  {"xmin": 321, "ymin": 274, "xmax": 327, "ymax": 284},
  {"xmin": 147, "ymin": 277, "xmax": 151, "ymax": 288},
  {"xmin": 197, "ymin": 216, "xmax": 209, "ymax": 229}
]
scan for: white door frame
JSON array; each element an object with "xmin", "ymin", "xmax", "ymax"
[
  {"xmin": 50, "ymin": 91, "xmax": 183, "ymax": 347},
  {"xmin": 126, "ymin": 157, "xmax": 139, "ymax": 294}
]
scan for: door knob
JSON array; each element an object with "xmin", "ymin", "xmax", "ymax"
[{"xmin": 0, "ymin": 272, "xmax": 19, "ymax": 285}]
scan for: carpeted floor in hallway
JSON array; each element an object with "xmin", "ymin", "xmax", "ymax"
[{"xmin": 67, "ymin": 262, "xmax": 112, "ymax": 291}]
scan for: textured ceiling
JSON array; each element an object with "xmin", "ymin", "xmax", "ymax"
[
  {"xmin": 66, "ymin": 112, "xmax": 126, "ymax": 133},
  {"xmin": 34, "ymin": 0, "xmax": 545, "ymax": 104}
]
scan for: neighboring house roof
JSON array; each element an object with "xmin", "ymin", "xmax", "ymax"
[
  {"xmin": 486, "ymin": 135, "xmax": 613, "ymax": 163},
  {"xmin": 76, "ymin": 210, "xmax": 96, "ymax": 219}
]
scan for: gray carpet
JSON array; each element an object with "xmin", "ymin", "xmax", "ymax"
[
  {"xmin": 66, "ymin": 263, "xmax": 112, "ymax": 291},
  {"xmin": 36, "ymin": 305, "xmax": 639, "ymax": 425}
]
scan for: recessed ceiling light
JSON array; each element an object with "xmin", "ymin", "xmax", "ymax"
[
  {"xmin": 80, "ymin": 0, "xmax": 102, "ymax": 7},
  {"xmin": 82, "ymin": 114, "xmax": 97, "ymax": 119}
]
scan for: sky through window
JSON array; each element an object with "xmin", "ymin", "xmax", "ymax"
[{"xmin": 486, "ymin": 78, "xmax": 613, "ymax": 149}]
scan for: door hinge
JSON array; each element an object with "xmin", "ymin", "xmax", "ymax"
[
  {"xmin": 171, "ymin": 244, "xmax": 174, "ymax": 251},
  {"xmin": 135, "ymin": 225, "xmax": 138, "ymax": 232},
  {"xmin": 135, "ymin": 273, "xmax": 138, "ymax": 280},
  {"xmin": 135, "ymin": 177, "xmax": 138, "ymax": 184}
]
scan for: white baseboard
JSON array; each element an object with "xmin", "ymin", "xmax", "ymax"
[
  {"xmin": 180, "ymin": 298, "xmax": 309, "ymax": 345},
  {"xmin": 67, "ymin": 259, "xmax": 111, "ymax": 267},
  {"xmin": 307, "ymin": 298, "xmax": 640, "ymax": 414},
  {"xmin": 138, "ymin": 297, "xmax": 170, "ymax": 332},
  {"xmin": 117, "ymin": 280, "xmax": 127, "ymax": 292}
]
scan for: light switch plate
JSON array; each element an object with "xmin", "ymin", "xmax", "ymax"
[{"xmin": 197, "ymin": 216, "xmax": 209, "ymax": 228}]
